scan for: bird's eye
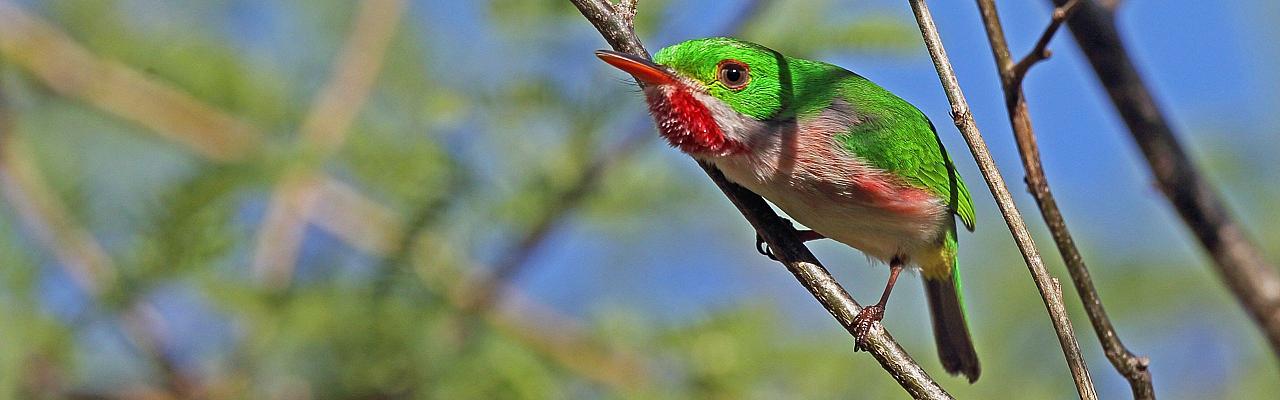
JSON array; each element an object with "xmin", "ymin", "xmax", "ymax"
[{"xmin": 716, "ymin": 60, "xmax": 750, "ymax": 90}]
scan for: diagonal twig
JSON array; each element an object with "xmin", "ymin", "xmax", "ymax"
[
  {"xmin": 0, "ymin": 132, "xmax": 116, "ymax": 295},
  {"xmin": 571, "ymin": 0, "xmax": 952, "ymax": 398},
  {"xmin": 0, "ymin": 0, "xmax": 260, "ymax": 162},
  {"xmin": 1050, "ymin": 0, "xmax": 1280, "ymax": 362},
  {"xmin": 905, "ymin": 0, "xmax": 1097, "ymax": 398},
  {"xmin": 974, "ymin": 0, "xmax": 1153, "ymax": 398},
  {"xmin": 0, "ymin": 87, "xmax": 194, "ymax": 398},
  {"xmin": 0, "ymin": 1, "xmax": 404, "ymax": 260},
  {"xmin": 1008, "ymin": 0, "xmax": 1080, "ymax": 87},
  {"xmin": 250, "ymin": 0, "xmax": 406, "ymax": 288}
]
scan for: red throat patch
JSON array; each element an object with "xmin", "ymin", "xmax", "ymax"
[{"xmin": 645, "ymin": 86, "xmax": 746, "ymax": 157}]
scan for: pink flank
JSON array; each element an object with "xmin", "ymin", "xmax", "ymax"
[{"xmin": 851, "ymin": 173, "xmax": 940, "ymax": 218}]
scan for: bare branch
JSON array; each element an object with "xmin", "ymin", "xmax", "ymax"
[
  {"xmin": 1050, "ymin": 0, "xmax": 1280, "ymax": 361},
  {"xmin": 0, "ymin": 0, "xmax": 403, "ymax": 261},
  {"xmin": 0, "ymin": 88, "xmax": 194, "ymax": 399},
  {"xmin": 570, "ymin": 0, "xmax": 952, "ymax": 398},
  {"xmin": 0, "ymin": 1, "xmax": 261, "ymax": 162},
  {"xmin": 311, "ymin": 178, "xmax": 407, "ymax": 254},
  {"xmin": 459, "ymin": 133, "xmax": 644, "ymax": 313},
  {"xmin": 0, "ymin": 132, "xmax": 116, "ymax": 295},
  {"xmin": 1009, "ymin": 0, "xmax": 1080, "ymax": 87},
  {"xmin": 905, "ymin": 1, "xmax": 1097, "ymax": 398},
  {"xmin": 975, "ymin": 0, "xmax": 1153, "ymax": 398},
  {"xmin": 250, "ymin": 0, "xmax": 407, "ymax": 288}
]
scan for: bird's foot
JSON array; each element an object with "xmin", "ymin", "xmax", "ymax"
[
  {"xmin": 755, "ymin": 233, "xmax": 778, "ymax": 261},
  {"xmin": 852, "ymin": 304, "xmax": 885, "ymax": 352},
  {"xmin": 755, "ymin": 219, "xmax": 827, "ymax": 261}
]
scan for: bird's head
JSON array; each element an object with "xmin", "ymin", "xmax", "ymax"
[{"xmin": 597, "ymin": 37, "xmax": 795, "ymax": 158}]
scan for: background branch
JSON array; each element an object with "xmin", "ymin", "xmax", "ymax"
[
  {"xmin": 570, "ymin": 0, "xmax": 952, "ymax": 398},
  {"xmin": 250, "ymin": 0, "xmax": 406, "ymax": 289},
  {"xmin": 0, "ymin": 0, "xmax": 260, "ymax": 162},
  {"xmin": 905, "ymin": 0, "xmax": 1097, "ymax": 398},
  {"xmin": 1050, "ymin": 0, "xmax": 1280, "ymax": 361},
  {"xmin": 1008, "ymin": 0, "xmax": 1079, "ymax": 86},
  {"xmin": 974, "ymin": 0, "xmax": 1153, "ymax": 398},
  {"xmin": 0, "ymin": 87, "xmax": 194, "ymax": 398},
  {"xmin": 0, "ymin": 0, "xmax": 402, "ymax": 258}
]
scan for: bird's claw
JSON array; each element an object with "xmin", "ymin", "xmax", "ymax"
[
  {"xmin": 755, "ymin": 218, "xmax": 798, "ymax": 261},
  {"xmin": 852, "ymin": 304, "xmax": 885, "ymax": 352},
  {"xmin": 755, "ymin": 234, "xmax": 778, "ymax": 261}
]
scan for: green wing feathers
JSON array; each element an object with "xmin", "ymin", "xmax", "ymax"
[
  {"xmin": 832, "ymin": 86, "xmax": 976, "ymax": 231},
  {"xmin": 924, "ymin": 120, "xmax": 976, "ymax": 232}
]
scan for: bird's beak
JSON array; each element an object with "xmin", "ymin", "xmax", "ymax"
[{"xmin": 595, "ymin": 50, "xmax": 676, "ymax": 85}]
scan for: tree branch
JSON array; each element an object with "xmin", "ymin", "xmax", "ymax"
[
  {"xmin": 1008, "ymin": 0, "xmax": 1080, "ymax": 87},
  {"xmin": 0, "ymin": 0, "xmax": 260, "ymax": 162},
  {"xmin": 0, "ymin": 87, "xmax": 195, "ymax": 399},
  {"xmin": 570, "ymin": 1, "xmax": 951, "ymax": 398},
  {"xmin": 250, "ymin": 0, "xmax": 407, "ymax": 289},
  {"xmin": 905, "ymin": 1, "xmax": 1097, "ymax": 398},
  {"xmin": 1050, "ymin": 0, "xmax": 1280, "ymax": 361},
  {"xmin": 0, "ymin": 1, "xmax": 403, "ymax": 263},
  {"xmin": 974, "ymin": 1, "xmax": 1153, "ymax": 398}
]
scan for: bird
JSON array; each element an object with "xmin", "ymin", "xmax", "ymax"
[{"xmin": 595, "ymin": 37, "xmax": 980, "ymax": 382}]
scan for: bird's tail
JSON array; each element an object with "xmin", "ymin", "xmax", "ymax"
[{"xmin": 923, "ymin": 259, "xmax": 981, "ymax": 382}]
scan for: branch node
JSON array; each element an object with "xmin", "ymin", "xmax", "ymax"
[
  {"xmin": 1010, "ymin": 0, "xmax": 1081, "ymax": 84},
  {"xmin": 950, "ymin": 109, "xmax": 971, "ymax": 126}
]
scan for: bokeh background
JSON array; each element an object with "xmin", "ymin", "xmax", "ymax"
[{"xmin": 0, "ymin": 0, "xmax": 1277, "ymax": 398}]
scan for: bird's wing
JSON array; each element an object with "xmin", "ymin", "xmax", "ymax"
[{"xmin": 835, "ymin": 108, "xmax": 976, "ymax": 231}]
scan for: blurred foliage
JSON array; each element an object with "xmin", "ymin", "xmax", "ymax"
[{"xmin": 0, "ymin": 1, "xmax": 1276, "ymax": 400}]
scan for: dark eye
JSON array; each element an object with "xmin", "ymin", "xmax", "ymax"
[{"xmin": 716, "ymin": 60, "xmax": 750, "ymax": 90}]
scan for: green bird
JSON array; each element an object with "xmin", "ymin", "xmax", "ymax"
[{"xmin": 596, "ymin": 37, "xmax": 980, "ymax": 381}]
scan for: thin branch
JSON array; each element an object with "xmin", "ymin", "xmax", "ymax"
[
  {"xmin": 405, "ymin": 228, "xmax": 654, "ymax": 391},
  {"xmin": 311, "ymin": 178, "xmax": 407, "ymax": 255},
  {"xmin": 975, "ymin": 0, "xmax": 1153, "ymax": 398},
  {"xmin": 0, "ymin": 128, "xmax": 116, "ymax": 295},
  {"xmin": 570, "ymin": 0, "xmax": 952, "ymax": 398},
  {"xmin": 458, "ymin": 138, "xmax": 632, "ymax": 313},
  {"xmin": 0, "ymin": 1, "xmax": 403, "ymax": 262},
  {"xmin": 1050, "ymin": 0, "xmax": 1280, "ymax": 360},
  {"xmin": 0, "ymin": 0, "xmax": 261, "ymax": 162},
  {"xmin": 250, "ymin": 0, "xmax": 406, "ymax": 289},
  {"xmin": 308, "ymin": 164, "xmax": 655, "ymax": 390},
  {"xmin": 0, "ymin": 89, "xmax": 194, "ymax": 399},
  {"xmin": 905, "ymin": 1, "xmax": 1097, "ymax": 399},
  {"xmin": 1008, "ymin": 0, "xmax": 1080, "ymax": 87}
]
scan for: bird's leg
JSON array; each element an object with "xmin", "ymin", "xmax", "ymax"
[
  {"xmin": 853, "ymin": 257, "xmax": 905, "ymax": 352},
  {"xmin": 755, "ymin": 219, "xmax": 826, "ymax": 261}
]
